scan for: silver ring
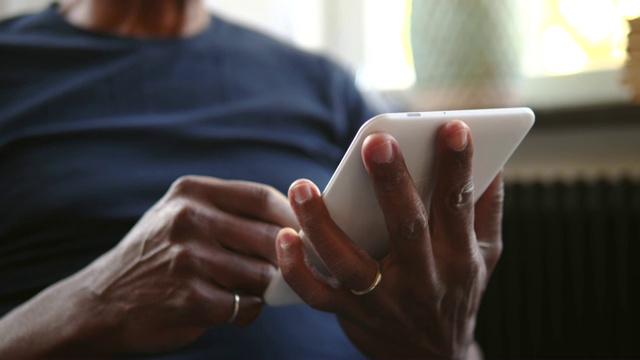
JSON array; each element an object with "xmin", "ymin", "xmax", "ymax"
[
  {"xmin": 227, "ymin": 292, "xmax": 240, "ymax": 324},
  {"xmin": 351, "ymin": 262, "xmax": 382, "ymax": 296}
]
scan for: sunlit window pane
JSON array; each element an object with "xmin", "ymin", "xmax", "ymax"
[
  {"xmin": 525, "ymin": 0, "xmax": 633, "ymax": 77},
  {"xmin": 358, "ymin": 0, "xmax": 415, "ymax": 90}
]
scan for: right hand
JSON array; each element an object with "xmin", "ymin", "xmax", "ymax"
[
  {"xmin": 74, "ymin": 176, "xmax": 298, "ymax": 354},
  {"xmin": 276, "ymin": 121, "xmax": 503, "ymax": 358}
]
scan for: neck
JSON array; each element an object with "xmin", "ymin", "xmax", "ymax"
[{"xmin": 58, "ymin": 0, "xmax": 210, "ymax": 38}]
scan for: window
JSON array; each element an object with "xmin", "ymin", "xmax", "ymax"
[
  {"xmin": 5, "ymin": 1, "xmax": 639, "ymax": 109},
  {"xmin": 267, "ymin": 0, "xmax": 640, "ymax": 110},
  {"xmin": 354, "ymin": 0, "xmax": 640, "ymax": 109},
  {"xmin": 0, "ymin": 0, "xmax": 50, "ymax": 18},
  {"xmin": 517, "ymin": 0, "xmax": 640, "ymax": 108},
  {"xmin": 528, "ymin": 0, "xmax": 639, "ymax": 76}
]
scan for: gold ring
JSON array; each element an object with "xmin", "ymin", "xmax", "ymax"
[
  {"xmin": 351, "ymin": 262, "xmax": 382, "ymax": 296},
  {"xmin": 227, "ymin": 292, "xmax": 240, "ymax": 323}
]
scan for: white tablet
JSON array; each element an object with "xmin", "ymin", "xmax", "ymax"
[{"xmin": 264, "ymin": 107, "xmax": 535, "ymax": 306}]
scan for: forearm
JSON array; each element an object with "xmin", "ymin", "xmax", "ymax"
[{"xmin": 0, "ymin": 271, "xmax": 118, "ymax": 358}]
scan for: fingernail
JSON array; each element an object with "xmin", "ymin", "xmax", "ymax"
[
  {"xmin": 446, "ymin": 128, "xmax": 468, "ymax": 152},
  {"xmin": 370, "ymin": 140, "xmax": 394, "ymax": 164},
  {"xmin": 278, "ymin": 229, "xmax": 298, "ymax": 251},
  {"xmin": 278, "ymin": 229, "xmax": 291, "ymax": 251},
  {"xmin": 292, "ymin": 183, "xmax": 313, "ymax": 204}
]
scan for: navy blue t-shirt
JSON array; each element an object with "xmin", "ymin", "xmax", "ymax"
[{"xmin": 0, "ymin": 5, "xmax": 375, "ymax": 358}]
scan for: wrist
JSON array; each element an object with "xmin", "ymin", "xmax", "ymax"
[
  {"xmin": 49, "ymin": 266, "xmax": 124, "ymax": 356},
  {"xmin": 0, "ymin": 268, "xmax": 122, "ymax": 358}
]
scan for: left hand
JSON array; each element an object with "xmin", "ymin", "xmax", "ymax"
[{"xmin": 275, "ymin": 120, "xmax": 504, "ymax": 359}]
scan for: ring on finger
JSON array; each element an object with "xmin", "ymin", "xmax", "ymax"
[
  {"xmin": 351, "ymin": 262, "xmax": 382, "ymax": 296},
  {"xmin": 227, "ymin": 292, "xmax": 240, "ymax": 324}
]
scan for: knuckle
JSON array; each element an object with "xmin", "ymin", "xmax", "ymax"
[
  {"xmin": 247, "ymin": 184, "xmax": 276, "ymax": 211},
  {"xmin": 168, "ymin": 244, "xmax": 195, "ymax": 275},
  {"xmin": 392, "ymin": 212, "xmax": 428, "ymax": 242},
  {"xmin": 261, "ymin": 224, "xmax": 280, "ymax": 246},
  {"xmin": 484, "ymin": 239, "xmax": 503, "ymax": 268},
  {"xmin": 169, "ymin": 202, "xmax": 201, "ymax": 242},
  {"xmin": 448, "ymin": 181, "xmax": 474, "ymax": 212},
  {"xmin": 176, "ymin": 202, "xmax": 199, "ymax": 223},
  {"xmin": 471, "ymin": 261, "xmax": 487, "ymax": 284},
  {"xmin": 452, "ymin": 252, "xmax": 485, "ymax": 284},
  {"xmin": 256, "ymin": 263, "xmax": 276, "ymax": 289},
  {"xmin": 493, "ymin": 239, "xmax": 504, "ymax": 258},
  {"xmin": 182, "ymin": 284, "xmax": 207, "ymax": 307},
  {"xmin": 169, "ymin": 175, "xmax": 200, "ymax": 196},
  {"xmin": 257, "ymin": 225, "xmax": 281, "ymax": 264},
  {"xmin": 490, "ymin": 189, "xmax": 505, "ymax": 214}
]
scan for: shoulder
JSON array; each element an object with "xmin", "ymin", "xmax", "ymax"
[
  {"xmin": 0, "ymin": 6, "xmax": 65, "ymax": 40},
  {"xmin": 0, "ymin": 6, "xmax": 131, "ymax": 54}
]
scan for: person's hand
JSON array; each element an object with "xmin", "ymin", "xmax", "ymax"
[
  {"xmin": 276, "ymin": 120, "xmax": 503, "ymax": 359},
  {"xmin": 72, "ymin": 176, "xmax": 298, "ymax": 354}
]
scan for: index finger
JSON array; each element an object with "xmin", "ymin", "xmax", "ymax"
[
  {"xmin": 167, "ymin": 176, "xmax": 299, "ymax": 229},
  {"xmin": 288, "ymin": 179, "xmax": 380, "ymax": 293},
  {"xmin": 361, "ymin": 133, "xmax": 435, "ymax": 282}
]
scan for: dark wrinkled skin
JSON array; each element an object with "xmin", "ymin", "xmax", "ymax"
[{"xmin": 277, "ymin": 121, "xmax": 503, "ymax": 359}]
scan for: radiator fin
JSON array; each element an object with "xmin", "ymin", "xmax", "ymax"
[{"xmin": 476, "ymin": 178, "xmax": 640, "ymax": 357}]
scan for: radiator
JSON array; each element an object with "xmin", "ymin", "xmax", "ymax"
[{"xmin": 475, "ymin": 177, "xmax": 640, "ymax": 358}]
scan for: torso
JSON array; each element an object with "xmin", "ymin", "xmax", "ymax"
[{"xmin": 0, "ymin": 6, "xmax": 373, "ymax": 358}]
